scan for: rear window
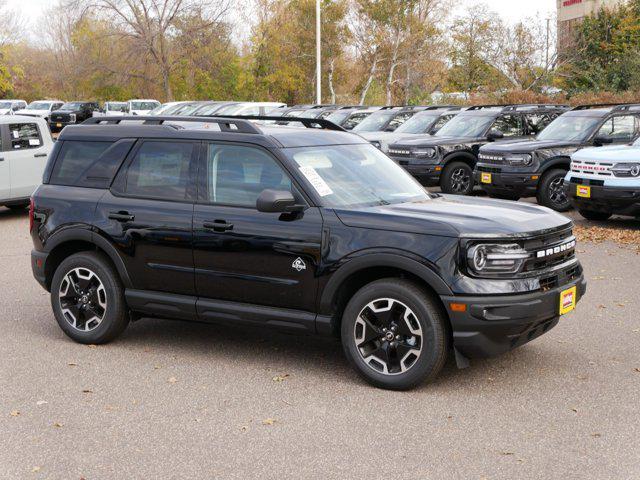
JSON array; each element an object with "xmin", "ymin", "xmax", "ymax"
[{"xmin": 49, "ymin": 140, "xmax": 134, "ymax": 188}]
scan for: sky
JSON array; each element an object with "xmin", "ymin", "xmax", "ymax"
[{"xmin": 8, "ymin": 0, "xmax": 558, "ymax": 31}]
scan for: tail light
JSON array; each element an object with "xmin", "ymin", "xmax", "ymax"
[{"xmin": 29, "ymin": 198, "xmax": 34, "ymax": 232}]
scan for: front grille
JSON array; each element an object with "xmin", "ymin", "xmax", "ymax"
[
  {"xmin": 478, "ymin": 154, "xmax": 506, "ymax": 165},
  {"xmin": 477, "ymin": 166, "xmax": 502, "ymax": 173},
  {"xmin": 51, "ymin": 113, "xmax": 71, "ymax": 122},
  {"xmin": 521, "ymin": 229, "xmax": 577, "ymax": 273},
  {"xmin": 571, "ymin": 159, "xmax": 614, "ymax": 176},
  {"xmin": 387, "ymin": 148, "xmax": 412, "ymax": 157}
]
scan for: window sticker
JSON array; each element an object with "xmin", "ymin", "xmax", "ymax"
[
  {"xmin": 299, "ymin": 166, "xmax": 333, "ymax": 197},
  {"xmin": 29, "ymin": 139, "xmax": 41, "ymax": 146},
  {"xmin": 12, "ymin": 130, "xmax": 19, "ymax": 139}
]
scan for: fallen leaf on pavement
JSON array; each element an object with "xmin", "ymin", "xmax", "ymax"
[
  {"xmin": 67, "ymin": 362, "xmax": 78, "ymax": 367},
  {"xmin": 591, "ymin": 433, "xmax": 602, "ymax": 438},
  {"xmin": 82, "ymin": 389, "xmax": 93, "ymax": 394},
  {"xmin": 272, "ymin": 374, "xmax": 290, "ymax": 382},
  {"xmin": 167, "ymin": 377, "xmax": 178, "ymax": 384},
  {"xmin": 10, "ymin": 410, "xmax": 20, "ymax": 417},
  {"xmin": 53, "ymin": 422, "xmax": 64, "ymax": 428},
  {"xmin": 31, "ymin": 466, "xmax": 41, "ymax": 473},
  {"xmin": 500, "ymin": 451, "xmax": 514, "ymax": 456},
  {"xmin": 262, "ymin": 418, "xmax": 276, "ymax": 425},
  {"xmin": 36, "ymin": 400, "xmax": 47, "ymax": 406},
  {"xmin": 571, "ymin": 407, "xmax": 578, "ymax": 413}
]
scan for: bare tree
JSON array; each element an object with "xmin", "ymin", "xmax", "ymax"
[{"xmin": 0, "ymin": 0, "xmax": 23, "ymax": 46}]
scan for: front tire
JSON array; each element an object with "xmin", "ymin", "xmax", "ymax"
[
  {"xmin": 341, "ymin": 279, "xmax": 449, "ymax": 390},
  {"xmin": 537, "ymin": 169, "xmax": 571, "ymax": 211},
  {"xmin": 578, "ymin": 209, "xmax": 612, "ymax": 221},
  {"xmin": 440, "ymin": 161, "xmax": 474, "ymax": 195},
  {"xmin": 51, "ymin": 252, "xmax": 129, "ymax": 344}
]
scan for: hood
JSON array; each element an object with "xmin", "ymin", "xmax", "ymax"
[
  {"xmin": 334, "ymin": 195, "xmax": 570, "ymax": 238},
  {"xmin": 15, "ymin": 109, "xmax": 47, "ymax": 116},
  {"xmin": 481, "ymin": 139, "xmax": 581, "ymax": 154},
  {"xmin": 359, "ymin": 131, "xmax": 398, "ymax": 142},
  {"xmin": 0, "ymin": 108, "xmax": 13, "ymax": 115},
  {"xmin": 391, "ymin": 136, "xmax": 481, "ymax": 148},
  {"xmin": 572, "ymin": 144, "xmax": 639, "ymax": 162}
]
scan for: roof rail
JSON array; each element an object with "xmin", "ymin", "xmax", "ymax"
[
  {"xmin": 467, "ymin": 104, "xmax": 569, "ymax": 112},
  {"xmin": 82, "ymin": 115, "xmax": 263, "ymax": 134},
  {"xmin": 572, "ymin": 103, "xmax": 640, "ymax": 111},
  {"xmin": 213, "ymin": 115, "xmax": 347, "ymax": 131},
  {"xmin": 466, "ymin": 104, "xmax": 511, "ymax": 110}
]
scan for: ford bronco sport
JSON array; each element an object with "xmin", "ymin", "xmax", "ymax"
[
  {"xmin": 387, "ymin": 104, "xmax": 569, "ymax": 192},
  {"xmin": 30, "ymin": 115, "xmax": 586, "ymax": 390},
  {"xmin": 475, "ymin": 104, "xmax": 640, "ymax": 211}
]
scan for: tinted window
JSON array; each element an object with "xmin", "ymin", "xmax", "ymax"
[
  {"xmin": 387, "ymin": 112, "xmax": 414, "ymax": 131},
  {"xmin": 597, "ymin": 115, "xmax": 639, "ymax": 142},
  {"xmin": 343, "ymin": 112, "xmax": 370, "ymax": 129},
  {"xmin": 525, "ymin": 113, "xmax": 556, "ymax": 134},
  {"xmin": 125, "ymin": 141, "xmax": 194, "ymax": 200},
  {"xmin": 493, "ymin": 115, "xmax": 524, "ymax": 137},
  {"xmin": 205, "ymin": 144, "xmax": 291, "ymax": 207},
  {"xmin": 50, "ymin": 142, "xmax": 112, "ymax": 185},
  {"xmin": 8, "ymin": 123, "xmax": 41, "ymax": 150},
  {"xmin": 433, "ymin": 114, "xmax": 455, "ymax": 132}
]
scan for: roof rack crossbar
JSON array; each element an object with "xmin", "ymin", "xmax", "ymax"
[
  {"xmin": 211, "ymin": 115, "xmax": 347, "ymax": 131},
  {"xmin": 82, "ymin": 115, "xmax": 263, "ymax": 134}
]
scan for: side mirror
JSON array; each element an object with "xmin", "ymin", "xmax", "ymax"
[
  {"xmin": 594, "ymin": 135, "xmax": 614, "ymax": 146},
  {"xmin": 256, "ymin": 189, "xmax": 304, "ymax": 213},
  {"xmin": 487, "ymin": 129, "xmax": 504, "ymax": 141}
]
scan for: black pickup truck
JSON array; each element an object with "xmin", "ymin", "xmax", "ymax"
[{"xmin": 49, "ymin": 101, "xmax": 100, "ymax": 133}]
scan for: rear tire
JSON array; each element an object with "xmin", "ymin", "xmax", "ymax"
[
  {"xmin": 537, "ymin": 169, "xmax": 571, "ymax": 211},
  {"xmin": 578, "ymin": 209, "xmax": 612, "ymax": 221},
  {"xmin": 440, "ymin": 161, "xmax": 474, "ymax": 195},
  {"xmin": 50, "ymin": 252, "xmax": 129, "ymax": 344},
  {"xmin": 341, "ymin": 279, "xmax": 449, "ymax": 390}
]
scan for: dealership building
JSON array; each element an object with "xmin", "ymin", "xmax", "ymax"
[{"xmin": 557, "ymin": 0, "xmax": 627, "ymax": 52}]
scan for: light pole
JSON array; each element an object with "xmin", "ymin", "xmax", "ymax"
[{"xmin": 316, "ymin": 0, "xmax": 321, "ymax": 104}]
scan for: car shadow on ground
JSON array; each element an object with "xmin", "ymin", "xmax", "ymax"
[{"xmin": 0, "ymin": 206, "xmax": 28, "ymax": 217}]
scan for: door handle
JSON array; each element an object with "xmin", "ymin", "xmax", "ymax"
[
  {"xmin": 34, "ymin": 153, "xmax": 48, "ymax": 158},
  {"xmin": 203, "ymin": 220, "xmax": 234, "ymax": 232},
  {"xmin": 108, "ymin": 211, "xmax": 135, "ymax": 222}
]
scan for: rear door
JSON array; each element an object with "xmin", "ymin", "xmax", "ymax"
[
  {"xmin": 7, "ymin": 120, "xmax": 51, "ymax": 199},
  {"xmin": 95, "ymin": 139, "xmax": 198, "ymax": 295},
  {"xmin": 0, "ymin": 125, "xmax": 10, "ymax": 199}
]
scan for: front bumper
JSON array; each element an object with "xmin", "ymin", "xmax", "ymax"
[
  {"xmin": 390, "ymin": 157, "xmax": 442, "ymax": 185},
  {"xmin": 31, "ymin": 250, "xmax": 49, "ymax": 290},
  {"xmin": 441, "ymin": 272, "xmax": 586, "ymax": 358},
  {"xmin": 474, "ymin": 167, "xmax": 540, "ymax": 198},
  {"xmin": 565, "ymin": 182, "xmax": 640, "ymax": 216},
  {"xmin": 48, "ymin": 121, "xmax": 76, "ymax": 132}
]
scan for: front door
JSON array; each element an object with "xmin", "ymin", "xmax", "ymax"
[
  {"xmin": 0, "ymin": 126, "xmax": 10, "ymax": 200},
  {"xmin": 6, "ymin": 121, "xmax": 51, "ymax": 199},
  {"xmin": 193, "ymin": 142, "xmax": 323, "ymax": 313},
  {"xmin": 95, "ymin": 140, "xmax": 198, "ymax": 295}
]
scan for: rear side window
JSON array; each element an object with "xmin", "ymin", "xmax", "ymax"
[
  {"xmin": 525, "ymin": 113, "xmax": 555, "ymax": 134},
  {"xmin": 124, "ymin": 141, "xmax": 195, "ymax": 201},
  {"xmin": 49, "ymin": 140, "xmax": 133, "ymax": 188},
  {"xmin": 493, "ymin": 115, "xmax": 524, "ymax": 137},
  {"xmin": 9, "ymin": 123, "xmax": 42, "ymax": 150}
]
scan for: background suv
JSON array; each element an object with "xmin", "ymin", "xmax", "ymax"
[
  {"xmin": 387, "ymin": 104, "xmax": 569, "ymax": 193},
  {"xmin": 15, "ymin": 100, "xmax": 65, "ymax": 122},
  {"xmin": 30, "ymin": 115, "xmax": 585, "ymax": 390},
  {"xmin": 49, "ymin": 101, "xmax": 100, "ymax": 132},
  {"xmin": 475, "ymin": 104, "xmax": 640, "ymax": 210}
]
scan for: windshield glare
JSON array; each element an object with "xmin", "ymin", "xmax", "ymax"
[
  {"xmin": 435, "ymin": 114, "xmax": 495, "ymax": 138},
  {"xmin": 395, "ymin": 113, "xmax": 439, "ymax": 134},
  {"xmin": 130, "ymin": 101, "xmax": 158, "ymax": 110},
  {"xmin": 26, "ymin": 102, "xmax": 52, "ymax": 110},
  {"xmin": 326, "ymin": 111, "xmax": 348, "ymax": 124},
  {"xmin": 107, "ymin": 103, "xmax": 128, "ymax": 112},
  {"xmin": 352, "ymin": 112, "xmax": 395, "ymax": 132},
  {"xmin": 536, "ymin": 115, "xmax": 601, "ymax": 142},
  {"xmin": 287, "ymin": 144, "xmax": 429, "ymax": 208}
]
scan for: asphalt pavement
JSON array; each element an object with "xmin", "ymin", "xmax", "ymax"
[{"xmin": 1, "ymin": 206, "xmax": 639, "ymax": 480}]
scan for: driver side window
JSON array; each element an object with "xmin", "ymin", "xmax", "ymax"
[
  {"xmin": 205, "ymin": 144, "xmax": 292, "ymax": 208},
  {"xmin": 492, "ymin": 115, "xmax": 524, "ymax": 137},
  {"xmin": 596, "ymin": 115, "xmax": 639, "ymax": 142}
]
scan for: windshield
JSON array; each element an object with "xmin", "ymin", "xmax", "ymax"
[
  {"xmin": 106, "ymin": 102, "xmax": 128, "ymax": 112},
  {"xmin": 26, "ymin": 102, "xmax": 52, "ymax": 110},
  {"xmin": 536, "ymin": 115, "xmax": 602, "ymax": 142},
  {"xmin": 61, "ymin": 102, "xmax": 85, "ymax": 110},
  {"xmin": 435, "ymin": 114, "xmax": 495, "ymax": 138},
  {"xmin": 286, "ymin": 144, "xmax": 429, "ymax": 208},
  {"xmin": 352, "ymin": 112, "xmax": 395, "ymax": 132},
  {"xmin": 0, "ymin": 102, "xmax": 13, "ymax": 109},
  {"xmin": 395, "ymin": 113, "xmax": 439, "ymax": 134},
  {"xmin": 130, "ymin": 101, "xmax": 159, "ymax": 111},
  {"xmin": 326, "ymin": 111, "xmax": 349, "ymax": 124}
]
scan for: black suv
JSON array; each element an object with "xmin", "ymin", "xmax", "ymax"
[
  {"xmin": 475, "ymin": 104, "xmax": 640, "ymax": 211},
  {"xmin": 49, "ymin": 101, "xmax": 100, "ymax": 133},
  {"xmin": 30, "ymin": 115, "xmax": 586, "ymax": 390},
  {"xmin": 387, "ymin": 104, "xmax": 569, "ymax": 193}
]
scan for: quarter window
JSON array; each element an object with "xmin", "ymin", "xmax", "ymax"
[
  {"xmin": 125, "ymin": 141, "xmax": 195, "ymax": 200},
  {"xmin": 8, "ymin": 123, "xmax": 41, "ymax": 150},
  {"xmin": 387, "ymin": 112, "xmax": 413, "ymax": 131},
  {"xmin": 525, "ymin": 113, "xmax": 555, "ymax": 134},
  {"xmin": 205, "ymin": 144, "xmax": 291, "ymax": 207},
  {"xmin": 493, "ymin": 115, "xmax": 524, "ymax": 137}
]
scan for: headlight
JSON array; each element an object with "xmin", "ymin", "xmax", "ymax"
[
  {"xmin": 467, "ymin": 243, "xmax": 530, "ymax": 275},
  {"xmin": 69, "ymin": 113, "xmax": 76, "ymax": 123},
  {"xmin": 505, "ymin": 154, "xmax": 533, "ymax": 166},
  {"xmin": 611, "ymin": 162, "xmax": 640, "ymax": 177},
  {"xmin": 413, "ymin": 147, "xmax": 437, "ymax": 158}
]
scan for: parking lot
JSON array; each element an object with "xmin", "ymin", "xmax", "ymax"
[{"xmin": 1, "ymin": 205, "xmax": 639, "ymax": 479}]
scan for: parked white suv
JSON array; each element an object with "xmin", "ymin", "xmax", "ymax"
[
  {"xmin": 128, "ymin": 99, "xmax": 161, "ymax": 115},
  {"xmin": 93, "ymin": 101, "xmax": 129, "ymax": 117},
  {"xmin": 566, "ymin": 141, "xmax": 640, "ymax": 220},
  {"xmin": 0, "ymin": 100, "xmax": 27, "ymax": 115},
  {"xmin": 15, "ymin": 100, "xmax": 65, "ymax": 122},
  {"xmin": 0, "ymin": 116, "xmax": 54, "ymax": 209}
]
